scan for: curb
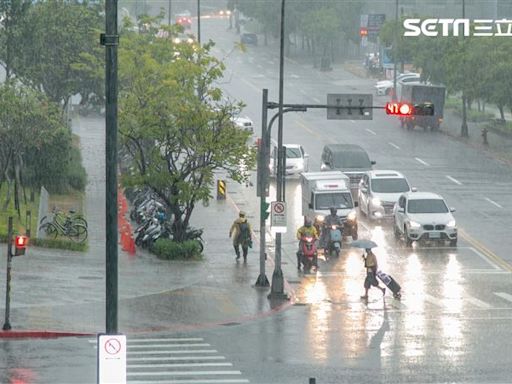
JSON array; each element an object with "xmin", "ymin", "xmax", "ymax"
[{"xmin": 0, "ymin": 330, "xmax": 94, "ymax": 339}]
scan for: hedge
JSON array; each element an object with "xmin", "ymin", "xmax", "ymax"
[{"xmin": 150, "ymin": 238, "xmax": 203, "ymax": 260}]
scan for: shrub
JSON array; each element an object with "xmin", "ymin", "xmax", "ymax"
[
  {"xmin": 0, "ymin": 234, "xmax": 87, "ymax": 252},
  {"xmin": 150, "ymin": 238, "xmax": 202, "ymax": 260}
]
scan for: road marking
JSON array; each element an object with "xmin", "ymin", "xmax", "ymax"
[
  {"xmin": 463, "ymin": 294, "xmax": 492, "ymax": 309},
  {"xmin": 299, "ymin": 89, "xmax": 307, "ymax": 95},
  {"xmin": 128, "ymin": 356, "xmax": 226, "ymax": 362},
  {"xmin": 290, "ymin": 73, "xmax": 299, "ymax": 79},
  {"xmin": 127, "ymin": 370, "xmax": 243, "ymax": 377},
  {"xmin": 484, "ymin": 197, "xmax": 503, "ymax": 208},
  {"xmin": 495, "ymin": 292, "xmax": 512, "ymax": 303},
  {"xmin": 446, "ymin": 175, "xmax": 462, "ymax": 185},
  {"xmin": 127, "ymin": 350, "xmax": 218, "ymax": 355},
  {"xmin": 129, "ymin": 363, "xmax": 233, "ymax": 368},
  {"xmin": 238, "ymin": 76, "xmax": 260, "ymax": 93},
  {"xmin": 468, "ymin": 247, "xmax": 502, "ymax": 270},
  {"xmin": 128, "ymin": 338, "xmax": 205, "ymax": 343},
  {"xmin": 350, "ymin": 120, "xmax": 355, "ymax": 123},
  {"xmin": 312, "ymin": 97, "xmax": 321, "ymax": 103},
  {"xmin": 129, "ymin": 343, "xmax": 211, "ymax": 349},
  {"xmin": 414, "ymin": 157, "xmax": 430, "ymax": 166},
  {"xmin": 365, "ymin": 128, "xmax": 377, "ymax": 135},
  {"xmin": 130, "ymin": 380, "xmax": 249, "ymax": 384},
  {"xmin": 460, "ymin": 229, "xmax": 512, "ymax": 272},
  {"xmin": 423, "ymin": 294, "xmax": 444, "ymax": 307},
  {"xmin": 296, "ymin": 119, "xmax": 323, "ymax": 140},
  {"xmin": 388, "ymin": 142, "xmax": 400, "ymax": 149}
]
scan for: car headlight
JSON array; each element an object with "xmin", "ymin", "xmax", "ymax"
[
  {"xmin": 371, "ymin": 197, "xmax": 381, "ymax": 206},
  {"xmin": 316, "ymin": 215, "xmax": 324, "ymax": 222},
  {"xmin": 347, "ymin": 211, "xmax": 357, "ymax": 221},
  {"xmin": 409, "ymin": 221, "xmax": 421, "ymax": 229},
  {"xmin": 447, "ymin": 220, "xmax": 456, "ymax": 228}
]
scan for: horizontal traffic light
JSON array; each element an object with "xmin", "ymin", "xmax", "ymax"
[{"xmin": 385, "ymin": 102, "xmax": 434, "ymax": 116}]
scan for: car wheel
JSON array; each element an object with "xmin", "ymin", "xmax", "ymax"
[
  {"xmin": 450, "ymin": 239, "xmax": 458, "ymax": 247},
  {"xmin": 393, "ymin": 222, "xmax": 401, "ymax": 239},
  {"xmin": 404, "ymin": 227, "xmax": 413, "ymax": 247}
]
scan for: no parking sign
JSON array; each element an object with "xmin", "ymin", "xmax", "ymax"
[{"xmin": 271, "ymin": 201, "xmax": 287, "ymax": 233}]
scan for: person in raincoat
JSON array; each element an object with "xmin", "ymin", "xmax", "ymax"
[
  {"xmin": 229, "ymin": 211, "xmax": 252, "ymax": 262},
  {"xmin": 361, "ymin": 248, "xmax": 386, "ymax": 299}
]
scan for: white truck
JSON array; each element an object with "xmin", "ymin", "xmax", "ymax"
[{"xmin": 300, "ymin": 171, "xmax": 358, "ymax": 239}]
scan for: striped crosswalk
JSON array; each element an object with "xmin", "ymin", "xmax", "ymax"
[{"xmin": 90, "ymin": 336, "xmax": 250, "ymax": 383}]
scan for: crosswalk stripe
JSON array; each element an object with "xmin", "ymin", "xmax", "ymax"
[
  {"xmin": 128, "ymin": 350, "xmax": 218, "ymax": 355},
  {"xmin": 129, "ymin": 380, "xmax": 249, "ymax": 384},
  {"xmin": 463, "ymin": 295, "xmax": 492, "ymax": 309},
  {"xmin": 494, "ymin": 292, "xmax": 512, "ymax": 303},
  {"xmin": 129, "ymin": 343, "xmax": 211, "ymax": 349},
  {"xmin": 128, "ymin": 356, "xmax": 226, "ymax": 362},
  {"xmin": 128, "ymin": 370, "xmax": 242, "ymax": 377},
  {"xmin": 128, "ymin": 363, "xmax": 232, "ymax": 368},
  {"xmin": 89, "ymin": 338, "xmax": 204, "ymax": 344},
  {"xmin": 423, "ymin": 294, "xmax": 445, "ymax": 307}
]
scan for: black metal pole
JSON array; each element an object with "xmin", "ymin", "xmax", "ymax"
[
  {"xmin": 168, "ymin": 0, "xmax": 171, "ymax": 25},
  {"xmin": 197, "ymin": 0, "xmax": 201, "ymax": 45},
  {"xmin": 256, "ymin": 89, "xmax": 270, "ymax": 287},
  {"xmin": 2, "ymin": 217, "xmax": 13, "ymax": 331},
  {"xmin": 460, "ymin": 0, "xmax": 468, "ymax": 137},
  {"xmin": 269, "ymin": 0, "xmax": 286, "ymax": 299},
  {"xmin": 392, "ymin": 0, "xmax": 398, "ymax": 101},
  {"xmin": 105, "ymin": 0, "xmax": 119, "ymax": 334}
]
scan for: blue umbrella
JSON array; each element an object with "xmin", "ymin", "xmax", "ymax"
[{"xmin": 351, "ymin": 239, "xmax": 378, "ymax": 249}]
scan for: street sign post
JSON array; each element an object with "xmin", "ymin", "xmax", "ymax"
[
  {"xmin": 97, "ymin": 334, "xmax": 127, "ymax": 384},
  {"xmin": 270, "ymin": 201, "xmax": 287, "ymax": 233},
  {"xmin": 327, "ymin": 94, "xmax": 373, "ymax": 120}
]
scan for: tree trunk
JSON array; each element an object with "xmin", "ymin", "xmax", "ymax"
[
  {"xmin": 3, "ymin": 176, "xmax": 12, "ymax": 211},
  {"xmin": 499, "ymin": 105, "xmax": 505, "ymax": 120}
]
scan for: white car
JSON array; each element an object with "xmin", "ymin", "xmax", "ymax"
[
  {"xmin": 375, "ymin": 73, "xmax": 420, "ymax": 96},
  {"xmin": 358, "ymin": 170, "xmax": 413, "ymax": 221},
  {"xmin": 269, "ymin": 143, "xmax": 309, "ymax": 177},
  {"xmin": 393, "ymin": 191, "xmax": 457, "ymax": 247},
  {"xmin": 232, "ymin": 116, "xmax": 254, "ymax": 133}
]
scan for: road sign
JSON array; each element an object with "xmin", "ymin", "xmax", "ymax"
[
  {"xmin": 271, "ymin": 201, "xmax": 287, "ymax": 232},
  {"xmin": 98, "ymin": 334, "xmax": 127, "ymax": 384},
  {"xmin": 327, "ymin": 94, "xmax": 373, "ymax": 120}
]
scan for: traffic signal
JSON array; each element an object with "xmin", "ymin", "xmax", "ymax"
[
  {"xmin": 385, "ymin": 102, "xmax": 434, "ymax": 116},
  {"xmin": 14, "ymin": 235, "xmax": 29, "ymax": 256},
  {"xmin": 360, "ymin": 27, "xmax": 368, "ymax": 37},
  {"xmin": 261, "ymin": 201, "xmax": 270, "ymax": 221}
]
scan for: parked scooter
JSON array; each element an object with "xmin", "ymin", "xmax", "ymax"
[
  {"xmin": 297, "ymin": 235, "xmax": 318, "ymax": 273},
  {"xmin": 324, "ymin": 224, "xmax": 343, "ymax": 259}
]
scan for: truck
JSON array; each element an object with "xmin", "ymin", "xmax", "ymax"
[
  {"xmin": 300, "ymin": 171, "xmax": 358, "ymax": 240},
  {"xmin": 399, "ymin": 83, "xmax": 446, "ymax": 131}
]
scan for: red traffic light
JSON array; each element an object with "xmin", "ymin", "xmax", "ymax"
[
  {"xmin": 360, "ymin": 27, "xmax": 368, "ymax": 37},
  {"xmin": 15, "ymin": 235, "xmax": 29, "ymax": 249},
  {"xmin": 385, "ymin": 102, "xmax": 413, "ymax": 116}
]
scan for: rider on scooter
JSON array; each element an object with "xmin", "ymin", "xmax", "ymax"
[
  {"xmin": 322, "ymin": 207, "xmax": 343, "ymax": 254},
  {"xmin": 296, "ymin": 217, "xmax": 319, "ymax": 270}
]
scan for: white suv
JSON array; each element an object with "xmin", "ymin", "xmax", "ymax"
[
  {"xmin": 358, "ymin": 170, "xmax": 412, "ymax": 220},
  {"xmin": 393, "ymin": 191, "xmax": 457, "ymax": 247}
]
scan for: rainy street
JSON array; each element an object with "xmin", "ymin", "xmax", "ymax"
[{"xmin": 2, "ymin": 7, "xmax": 512, "ymax": 384}]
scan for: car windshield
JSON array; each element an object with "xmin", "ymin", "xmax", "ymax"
[
  {"xmin": 372, "ymin": 178, "xmax": 410, "ymax": 193},
  {"xmin": 333, "ymin": 152, "xmax": 371, "ymax": 169},
  {"xmin": 315, "ymin": 193, "xmax": 353, "ymax": 210},
  {"xmin": 408, "ymin": 199, "xmax": 448, "ymax": 214},
  {"xmin": 286, "ymin": 147, "xmax": 301, "ymax": 159}
]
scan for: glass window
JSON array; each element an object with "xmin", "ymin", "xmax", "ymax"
[
  {"xmin": 408, "ymin": 199, "xmax": 448, "ymax": 214},
  {"xmin": 333, "ymin": 152, "xmax": 371, "ymax": 169},
  {"xmin": 286, "ymin": 147, "xmax": 302, "ymax": 159},
  {"xmin": 315, "ymin": 193, "xmax": 353, "ymax": 210},
  {"xmin": 371, "ymin": 178, "xmax": 410, "ymax": 193}
]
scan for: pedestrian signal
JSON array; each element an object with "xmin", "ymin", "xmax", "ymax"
[
  {"xmin": 14, "ymin": 235, "xmax": 29, "ymax": 256},
  {"xmin": 385, "ymin": 102, "xmax": 434, "ymax": 116},
  {"xmin": 262, "ymin": 201, "xmax": 270, "ymax": 221}
]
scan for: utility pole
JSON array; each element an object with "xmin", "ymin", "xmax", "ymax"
[
  {"xmin": 102, "ymin": 0, "xmax": 119, "ymax": 334},
  {"xmin": 269, "ymin": 0, "xmax": 287, "ymax": 300},
  {"xmin": 392, "ymin": 0, "xmax": 398, "ymax": 101},
  {"xmin": 197, "ymin": 0, "xmax": 201, "ymax": 45},
  {"xmin": 168, "ymin": 0, "xmax": 171, "ymax": 25},
  {"xmin": 460, "ymin": 0, "xmax": 469, "ymax": 137}
]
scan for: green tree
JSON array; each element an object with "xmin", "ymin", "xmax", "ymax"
[
  {"xmin": 119, "ymin": 21, "xmax": 256, "ymax": 242},
  {"xmin": 11, "ymin": 0, "xmax": 104, "ymax": 111}
]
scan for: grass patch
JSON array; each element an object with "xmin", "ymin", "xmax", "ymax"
[
  {"xmin": 30, "ymin": 237, "xmax": 88, "ymax": 252},
  {"xmin": 48, "ymin": 190, "xmax": 84, "ymax": 215},
  {"xmin": 150, "ymin": 238, "xmax": 203, "ymax": 260},
  {"xmin": 0, "ymin": 185, "xmax": 40, "ymax": 237}
]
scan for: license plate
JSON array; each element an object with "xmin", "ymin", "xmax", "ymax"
[{"xmin": 429, "ymin": 232, "xmax": 441, "ymax": 239}]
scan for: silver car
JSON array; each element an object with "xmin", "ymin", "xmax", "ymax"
[{"xmin": 393, "ymin": 191, "xmax": 457, "ymax": 247}]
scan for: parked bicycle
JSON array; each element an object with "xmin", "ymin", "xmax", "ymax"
[{"xmin": 39, "ymin": 208, "xmax": 88, "ymax": 243}]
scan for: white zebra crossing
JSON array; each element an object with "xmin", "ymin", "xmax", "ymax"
[{"xmin": 90, "ymin": 336, "xmax": 250, "ymax": 383}]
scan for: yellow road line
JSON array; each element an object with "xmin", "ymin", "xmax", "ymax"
[{"xmin": 459, "ymin": 228, "xmax": 512, "ymax": 272}]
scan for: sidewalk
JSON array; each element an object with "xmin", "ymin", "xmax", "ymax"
[{"xmin": 0, "ymin": 116, "xmax": 293, "ymax": 339}]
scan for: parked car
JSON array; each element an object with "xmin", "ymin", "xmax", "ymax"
[
  {"xmin": 176, "ymin": 11, "xmax": 192, "ymax": 29},
  {"xmin": 393, "ymin": 191, "xmax": 457, "ymax": 247},
  {"xmin": 232, "ymin": 116, "xmax": 254, "ymax": 133},
  {"xmin": 240, "ymin": 32, "xmax": 258, "ymax": 45},
  {"xmin": 270, "ymin": 142, "xmax": 309, "ymax": 177},
  {"xmin": 320, "ymin": 144, "xmax": 375, "ymax": 202},
  {"xmin": 375, "ymin": 73, "xmax": 420, "ymax": 96},
  {"xmin": 358, "ymin": 170, "xmax": 413, "ymax": 221}
]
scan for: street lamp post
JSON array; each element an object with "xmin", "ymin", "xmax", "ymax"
[
  {"xmin": 461, "ymin": 0, "xmax": 469, "ymax": 137},
  {"xmin": 269, "ymin": 0, "xmax": 288, "ymax": 300},
  {"xmin": 392, "ymin": 0, "xmax": 398, "ymax": 101}
]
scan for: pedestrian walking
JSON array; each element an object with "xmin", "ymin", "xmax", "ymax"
[
  {"xmin": 361, "ymin": 248, "xmax": 386, "ymax": 299},
  {"xmin": 229, "ymin": 211, "xmax": 252, "ymax": 262}
]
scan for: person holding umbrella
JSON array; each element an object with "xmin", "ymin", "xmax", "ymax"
[{"xmin": 361, "ymin": 248, "xmax": 386, "ymax": 299}]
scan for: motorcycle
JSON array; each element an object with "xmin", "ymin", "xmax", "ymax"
[
  {"xmin": 325, "ymin": 224, "xmax": 343, "ymax": 259},
  {"xmin": 297, "ymin": 235, "xmax": 318, "ymax": 273}
]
